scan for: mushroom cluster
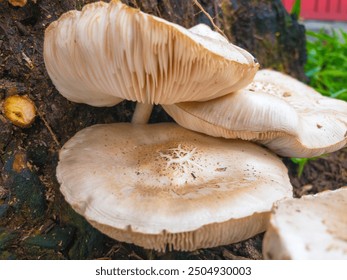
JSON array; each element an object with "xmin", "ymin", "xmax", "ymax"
[{"xmin": 44, "ymin": 0, "xmax": 347, "ymax": 254}]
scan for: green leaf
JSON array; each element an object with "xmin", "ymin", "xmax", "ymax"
[
  {"xmin": 290, "ymin": 157, "xmax": 308, "ymax": 177},
  {"xmin": 291, "ymin": 0, "xmax": 301, "ymax": 18},
  {"xmin": 332, "ymin": 89, "xmax": 347, "ymax": 101},
  {"xmin": 305, "ymin": 28, "xmax": 347, "ymax": 100},
  {"xmin": 291, "ymin": 156, "xmax": 324, "ymax": 177},
  {"xmin": 318, "ymin": 70, "xmax": 347, "ymax": 77}
]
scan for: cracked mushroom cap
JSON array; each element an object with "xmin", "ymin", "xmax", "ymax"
[
  {"xmin": 163, "ymin": 69, "xmax": 347, "ymax": 157},
  {"xmin": 263, "ymin": 187, "xmax": 347, "ymax": 260},
  {"xmin": 57, "ymin": 123, "xmax": 292, "ymax": 251},
  {"xmin": 43, "ymin": 0, "xmax": 258, "ymax": 107}
]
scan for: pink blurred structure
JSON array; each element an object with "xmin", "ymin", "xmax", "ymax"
[{"xmin": 282, "ymin": 0, "xmax": 347, "ymax": 21}]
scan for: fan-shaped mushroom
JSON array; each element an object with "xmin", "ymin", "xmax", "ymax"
[
  {"xmin": 163, "ymin": 69, "xmax": 347, "ymax": 157},
  {"xmin": 43, "ymin": 0, "xmax": 259, "ymax": 123},
  {"xmin": 263, "ymin": 187, "xmax": 347, "ymax": 260},
  {"xmin": 57, "ymin": 123, "xmax": 293, "ymax": 251}
]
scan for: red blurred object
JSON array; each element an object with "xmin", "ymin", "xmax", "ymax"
[{"xmin": 282, "ymin": 0, "xmax": 347, "ymax": 21}]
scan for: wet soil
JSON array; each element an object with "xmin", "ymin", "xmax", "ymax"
[{"xmin": 0, "ymin": 0, "xmax": 346, "ymax": 260}]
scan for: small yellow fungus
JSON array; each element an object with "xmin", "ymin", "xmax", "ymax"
[
  {"xmin": 3, "ymin": 95, "xmax": 36, "ymax": 128},
  {"xmin": 8, "ymin": 0, "xmax": 27, "ymax": 7}
]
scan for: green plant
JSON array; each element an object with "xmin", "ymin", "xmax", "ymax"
[
  {"xmin": 290, "ymin": 0, "xmax": 301, "ymax": 18},
  {"xmin": 290, "ymin": 157, "xmax": 309, "ymax": 177},
  {"xmin": 291, "ymin": 156, "xmax": 322, "ymax": 177},
  {"xmin": 305, "ymin": 29, "xmax": 347, "ymax": 101}
]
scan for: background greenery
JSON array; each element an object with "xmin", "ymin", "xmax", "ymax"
[{"xmin": 306, "ymin": 29, "xmax": 347, "ymax": 101}]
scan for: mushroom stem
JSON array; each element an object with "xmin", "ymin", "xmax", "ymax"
[{"xmin": 131, "ymin": 103, "xmax": 154, "ymax": 124}]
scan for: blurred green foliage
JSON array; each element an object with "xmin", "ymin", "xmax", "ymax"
[{"xmin": 305, "ymin": 29, "xmax": 347, "ymax": 101}]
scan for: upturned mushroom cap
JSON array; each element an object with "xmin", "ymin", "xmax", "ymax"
[
  {"xmin": 263, "ymin": 187, "xmax": 347, "ymax": 260},
  {"xmin": 57, "ymin": 123, "xmax": 292, "ymax": 251},
  {"xmin": 44, "ymin": 0, "xmax": 259, "ymax": 107},
  {"xmin": 163, "ymin": 69, "xmax": 347, "ymax": 157}
]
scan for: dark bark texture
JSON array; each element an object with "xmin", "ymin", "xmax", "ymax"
[{"xmin": 0, "ymin": 0, "xmax": 338, "ymax": 260}]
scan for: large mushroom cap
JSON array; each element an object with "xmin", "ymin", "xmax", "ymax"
[
  {"xmin": 263, "ymin": 187, "xmax": 347, "ymax": 260},
  {"xmin": 44, "ymin": 0, "xmax": 259, "ymax": 107},
  {"xmin": 163, "ymin": 69, "xmax": 347, "ymax": 157},
  {"xmin": 57, "ymin": 123, "xmax": 292, "ymax": 251}
]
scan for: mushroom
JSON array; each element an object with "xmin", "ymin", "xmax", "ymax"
[
  {"xmin": 263, "ymin": 187, "xmax": 347, "ymax": 260},
  {"xmin": 163, "ymin": 69, "xmax": 347, "ymax": 157},
  {"xmin": 57, "ymin": 123, "xmax": 293, "ymax": 251},
  {"xmin": 43, "ymin": 0, "xmax": 259, "ymax": 123}
]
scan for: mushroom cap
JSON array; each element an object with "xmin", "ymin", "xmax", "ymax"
[
  {"xmin": 263, "ymin": 187, "xmax": 347, "ymax": 260},
  {"xmin": 57, "ymin": 123, "xmax": 292, "ymax": 251},
  {"xmin": 163, "ymin": 69, "xmax": 347, "ymax": 157},
  {"xmin": 44, "ymin": 0, "xmax": 259, "ymax": 107}
]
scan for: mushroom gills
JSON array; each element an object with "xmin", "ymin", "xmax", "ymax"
[{"xmin": 43, "ymin": 0, "xmax": 259, "ymax": 107}]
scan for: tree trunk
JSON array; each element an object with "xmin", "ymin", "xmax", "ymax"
[{"xmin": 0, "ymin": 0, "xmax": 306, "ymax": 259}]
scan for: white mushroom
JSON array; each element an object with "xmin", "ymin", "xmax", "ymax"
[
  {"xmin": 57, "ymin": 123, "xmax": 292, "ymax": 251},
  {"xmin": 43, "ymin": 0, "xmax": 259, "ymax": 123},
  {"xmin": 263, "ymin": 187, "xmax": 347, "ymax": 260},
  {"xmin": 163, "ymin": 69, "xmax": 347, "ymax": 157}
]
